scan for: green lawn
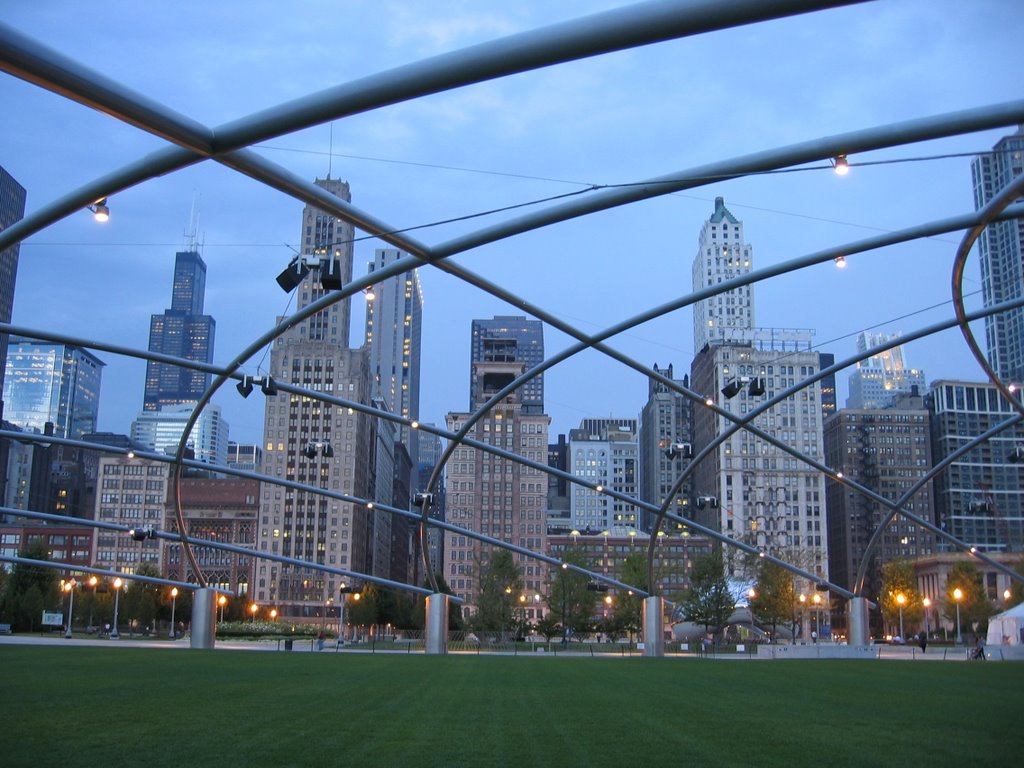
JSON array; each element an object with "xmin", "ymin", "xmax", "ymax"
[{"xmin": 1, "ymin": 647, "xmax": 1020, "ymax": 767}]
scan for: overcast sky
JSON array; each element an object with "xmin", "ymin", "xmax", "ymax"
[{"xmin": 1, "ymin": 0, "xmax": 1022, "ymax": 446}]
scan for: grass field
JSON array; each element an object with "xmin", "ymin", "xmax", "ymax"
[{"xmin": 1, "ymin": 646, "xmax": 1020, "ymax": 767}]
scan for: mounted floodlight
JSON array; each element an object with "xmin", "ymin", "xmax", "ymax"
[
  {"xmin": 833, "ymin": 155, "xmax": 850, "ymax": 175},
  {"xmin": 413, "ymin": 492, "xmax": 433, "ymax": 506},
  {"xmin": 260, "ymin": 376, "xmax": 278, "ymax": 396},
  {"xmin": 236, "ymin": 376, "xmax": 254, "ymax": 398},
  {"xmin": 319, "ymin": 258, "xmax": 344, "ymax": 291},
  {"xmin": 302, "ymin": 441, "xmax": 333, "ymax": 459},
  {"xmin": 1008, "ymin": 446, "xmax": 1024, "ymax": 464},
  {"xmin": 696, "ymin": 495, "xmax": 719, "ymax": 510},
  {"xmin": 128, "ymin": 525, "xmax": 157, "ymax": 541},
  {"xmin": 364, "ymin": 286, "xmax": 376, "ymax": 301},
  {"xmin": 721, "ymin": 378, "xmax": 745, "ymax": 399},
  {"xmin": 665, "ymin": 442, "xmax": 693, "ymax": 460},
  {"xmin": 586, "ymin": 582, "xmax": 609, "ymax": 593},
  {"xmin": 302, "ymin": 443, "xmax": 318, "ymax": 459},
  {"xmin": 322, "ymin": 443, "xmax": 335, "ymax": 458},
  {"xmin": 748, "ymin": 377, "xmax": 767, "ymax": 397},
  {"xmin": 834, "ymin": 255, "xmax": 847, "ymax": 269},
  {"xmin": 276, "ymin": 257, "xmax": 311, "ymax": 292},
  {"xmin": 89, "ymin": 198, "xmax": 110, "ymax": 222}
]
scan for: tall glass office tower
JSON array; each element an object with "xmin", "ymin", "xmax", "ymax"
[
  {"xmin": 143, "ymin": 250, "xmax": 216, "ymax": 411},
  {"xmin": 972, "ymin": 125, "xmax": 1024, "ymax": 383},
  {"xmin": 470, "ymin": 315, "xmax": 544, "ymax": 412},
  {"xmin": 0, "ymin": 165, "xmax": 26, "ymax": 401},
  {"xmin": 3, "ymin": 337, "xmax": 104, "ymax": 439}
]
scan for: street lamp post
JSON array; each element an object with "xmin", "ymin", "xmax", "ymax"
[
  {"xmin": 218, "ymin": 594, "xmax": 227, "ymax": 623},
  {"xmin": 747, "ymin": 588, "xmax": 756, "ymax": 641},
  {"xmin": 87, "ymin": 575, "xmax": 98, "ymax": 631},
  {"xmin": 250, "ymin": 603, "xmax": 259, "ymax": 624},
  {"xmin": 922, "ymin": 597, "xmax": 931, "ymax": 638},
  {"xmin": 63, "ymin": 579, "xmax": 77, "ymax": 639},
  {"xmin": 560, "ymin": 563, "xmax": 569, "ymax": 644},
  {"xmin": 111, "ymin": 577, "xmax": 123, "ymax": 640},
  {"xmin": 169, "ymin": 587, "xmax": 178, "ymax": 639},
  {"xmin": 812, "ymin": 593, "xmax": 822, "ymax": 642},
  {"xmin": 798, "ymin": 593, "xmax": 807, "ymax": 644},
  {"xmin": 895, "ymin": 593, "xmax": 906, "ymax": 641},
  {"xmin": 953, "ymin": 588, "xmax": 963, "ymax": 645}
]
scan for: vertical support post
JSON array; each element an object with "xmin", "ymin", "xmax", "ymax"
[
  {"xmin": 190, "ymin": 588, "xmax": 217, "ymax": 650},
  {"xmin": 642, "ymin": 596, "xmax": 664, "ymax": 658},
  {"xmin": 425, "ymin": 593, "xmax": 449, "ymax": 655},
  {"xmin": 847, "ymin": 596, "xmax": 870, "ymax": 647}
]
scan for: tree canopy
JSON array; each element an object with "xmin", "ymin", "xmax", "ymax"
[
  {"xmin": 679, "ymin": 549, "xmax": 734, "ymax": 640},
  {"xmin": 751, "ymin": 560, "xmax": 795, "ymax": 642}
]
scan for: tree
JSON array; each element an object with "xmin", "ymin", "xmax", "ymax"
[
  {"xmin": 411, "ymin": 574, "xmax": 463, "ymax": 631},
  {"xmin": 751, "ymin": 560, "xmax": 795, "ymax": 643},
  {"xmin": 122, "ymin": 563, "xmax": 161, "ymax": 633},
  {"xmin": 943, "ymin": 561, "xmax": 995, "ymax": 638},
  {"xmin": 346, "ymin": 584, "xmax": 380, "ymax": 629},
  {"xmin": 878, "ymin": 559, "xmax": 921, "ymax": 637},
  {"xmin": 535, "ymin": 612, "xmax": 562, "ymax": 642},
  {"xmin": 0, "ymin": 539, "xmax": 59, "ymax": 631},
  {"xmin": 1007, "ymin": 559, "xmax": 1024, "ymax": 608},
  {"xmin": 472, "ymin": 549, "xmax": 522, "ymax": 636},
  {"xmin": 610, "ymin": 552, "xmax": 646, "ymax": 641},
  {"xmin": 679, "ymin": 550, "xmax": 734, "ymax": 641},
  {"xmin": 545, "ymin": 548, "xmax": 595, "ymax": 641}
]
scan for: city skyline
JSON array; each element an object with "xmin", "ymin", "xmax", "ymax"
[{"xmin": 1, "ymin": 1, "xmax": 1021, "ymax": 449}]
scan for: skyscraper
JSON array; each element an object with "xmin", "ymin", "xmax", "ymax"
[
  {"xmin": 846, "ymin": 332, "xmax": 926, "ymax": 409},
  {"xmin": 444, "ymin": 355, "xmax": 550, "ymax": 617},
  {"xmin": 3, "ymin": 337, "xmax": 104, "ymax": 439},
  {"xmin": 364, "ymin": 247, "xmax": 423, "ymax": 449},
  {"xmin": 568, "ymin": 418, "xmax": 640, "ymax": 534},
  {"xmin": 928, "ymin": 379, "xmax": 1024, "ymax": 553},
  {"xmin": 143, "ymin": 250, "xmax": 216, "ymax": 411},
  {"xmin": 254, "ymin": 177, "xmax": 377, "ymax": 620},
  {"xmin": 692, "ymin": 197, "xmax": 756, "ymax": 352},
  {"xmin": 639, "ymin": 363, "xmax": 693, "ymax": 532},
  {"xmin": 972, "ymin": 125, "xmax": 1024, "ymax": 383},
  {"xmin": 470, "ymin": 316, "xmax": 544, "ymax": 412},
  {"xmin": 130, "ymin": 403, "xmax": 229, "ymax": 467},
  {"xmin": 0, "ymin": 165, "xmax": 25, "ymax": 401},
  {"xmin": 688, "ymin": 198, "xmax": 828, "ymax": 584}
]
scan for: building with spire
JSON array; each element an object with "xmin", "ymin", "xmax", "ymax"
[
  {"xmin": 143, "ymin": 248, "xmax": 216, "ymax": 411},
  {"xmin": 972, "ymin": 125, "xmax": 1024, "ymax": 383},
  {"xmin": 689, "ymin": 198, "xmax": 829, "ymax": 585},
  {"xmin": 254, "ymin": 177, "xmax": 378, "ymax": 621},
  {"xmin": 846, "ymin": 332, "xmax": 926, "ymax": 409},
  {"xmin": 692, "ymin": 197, "xmax": 756, "ymax": 352}
]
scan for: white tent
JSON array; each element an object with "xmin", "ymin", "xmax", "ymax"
[{"xmin": 986, "ymin": 602, "xmax": 1024, "ymax": 646}]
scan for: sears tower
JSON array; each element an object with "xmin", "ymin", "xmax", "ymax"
[{"xmin": 143, "ymin": 248, "xmax": 216, "ymax": 410}]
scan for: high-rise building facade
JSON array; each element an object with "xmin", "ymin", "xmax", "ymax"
[
  {"xmin": 846, "ymin": 332, "xmax": 926, "ymax": 409},
  {"xmin": 415, "ymin": 426, "xmax": 446, "ymax": 578},
  {"xmin": 365, "ymin": 247, "xmax": 423, "ymax": 448},
  {"xmin": 444, "ymin": 358, "xmax": 550, "ymax": 617},
  {"xmin": 692, "ymin": 197, "xmax": 755, "ymax": 352},
  {"xmin": 928, "ymin": 379, "xmax": 1024, "ymax": 553},
  {"xmin": 3, "ymin": 337, "xmax": 104, "ymax": 439},
  {"xmin": 972, "ymin": 126, "xmax": 1024, "ymax": 383},
  {"xmin": 470, "ymin": 316, "xmax": 544, "ymax": 412},
  {"xmin": 130, "ymin": 403, "xmax": 229, "ymax": 467},
  {"xmin": 691, "ymin": 342, "xmax": 829, "ymax": 582},
  {"xmin": 639, "ymin": 363, "xmax": 693, "ymax": 532},
  {"xmin": 0, "ymin": 165, "xmax": 26, "ymax": 400},
  {"xmin": 143, "ymin": 250, "xmax": 216, "ymax": 411},
  {"xmin": 823, "ymin": 393, "xmax": 935, "ymax": 598},
  {"xmin": 568, "ymin": 418, "xmax": 641, "ymax": 534},
  {"xmin": 254, "ymin": 178, "xmax": 376, "ymax": 621},
  {"xmin": 92, "ymin": 455, "xmax": 168, "ymax": 575},
  {"xmin": 227, "ymin": 442, "xmax": 263, "ymax": 472}
]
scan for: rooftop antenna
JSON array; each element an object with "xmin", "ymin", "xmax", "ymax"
[{"xmin": 184, "ymin": 192, "xmax": 201, "ymax": 252}]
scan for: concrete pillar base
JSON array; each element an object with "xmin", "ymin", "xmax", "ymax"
[
  {"xmin": 190, "ymin": 588, "xmax": 217, "ymax": 650},
  {"xmin": 425, "ymin": 593, "xmax": 449, "ymax": 655},
  {"xmin": 642, "ymin": 596, "xmax": 665, "ymax": 657}
]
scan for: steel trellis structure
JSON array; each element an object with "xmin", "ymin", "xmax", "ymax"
[{"xmin": 2, "ymin": 0, "xmax": 1023, "ymax": 640}]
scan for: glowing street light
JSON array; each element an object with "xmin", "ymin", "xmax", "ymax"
[
  {"xmin": 218, "ymin": 594, "xmax": 227, "ymax": 623},
  {"xmin": 269, "ymin": 608, "xmax": 278, "ymax": 621},
  {"xmin": 250, "ymin": 603, "xmax": 259, "ymax": 624},
  {"xmin": 169, "ymin": 587, "xmax": 179, "ymax": 639},
  {"xmin": 111, "ymin": 577, "xmax": 123, "ymax": 640},
  {"xmin": 953, "ymin": 588, "xmax": 963, "ymax": 645},
  {"xmin": 922, "ymin": 596, "xmax": 931, "ymax": 638},
  {"xmin": 63, "ymin": 579, "xmax": 77, "ymax": 639},
  {"xmin": 747, "ymin": 588, "xmax": 757, "ymax": 639},
  {"xmin": 812, "ymin": 593, "xmax": 822, "ymax": 642},
  {"xmin": 895, "ymin": 593, "xmax": 906, "ymax": 641}
]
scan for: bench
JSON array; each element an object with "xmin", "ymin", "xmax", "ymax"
[{"xmin": 0, "ymin": 623, "xmax": 12, "ymax": 634}]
